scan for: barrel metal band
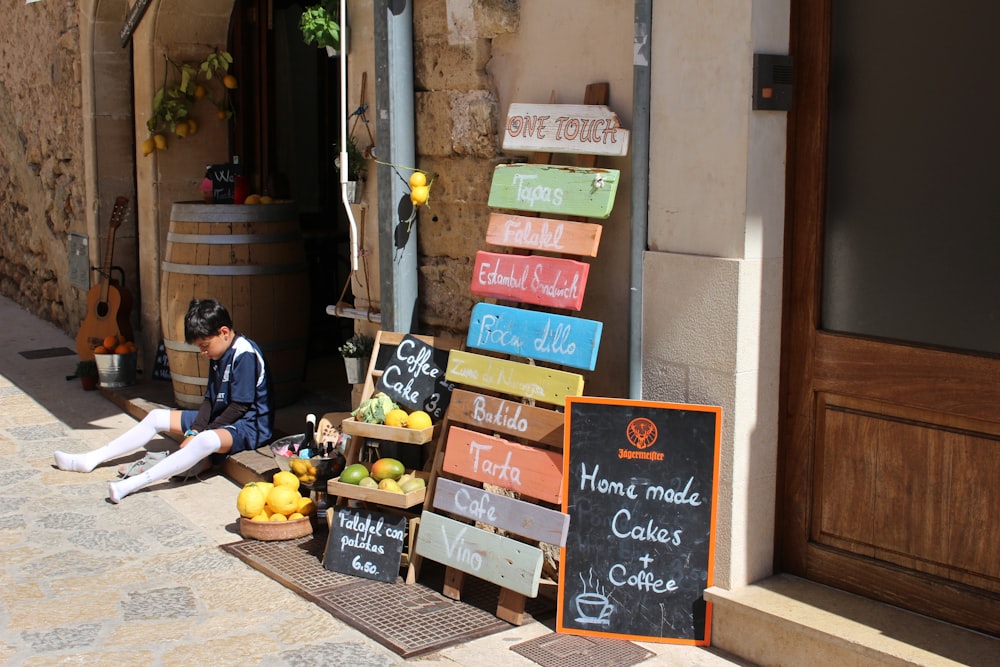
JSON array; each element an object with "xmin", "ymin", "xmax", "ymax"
[
  {"xmin": 167, "ymin": 232, "xmax": 302, "ymax": 245},
  {"xmin": 163, "ymin": 339, "xmax": 199, "ymax": 352},
  {"xmin": 169, "ymin": 372, "xmax": 208, "ymax": 386},
  {"xmin": 162, "ymin": 261, "xmax": 308, "ymax": 276}
]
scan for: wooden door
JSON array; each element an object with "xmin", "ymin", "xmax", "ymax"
[{"xmin": 779, "ymin": 0, "xmax": 1000, "ymax": 635}]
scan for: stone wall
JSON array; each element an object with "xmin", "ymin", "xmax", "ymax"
[
  {"xmin": 0, "ymin": 3, "xmax": 86, "ymax": 328},
  {"xmin": 411, "ymin": 0, "xmax": 519, "ymax": 334}
]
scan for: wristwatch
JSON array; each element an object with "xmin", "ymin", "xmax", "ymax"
[{"xmin": 184, "ymin": 429, "xmax": 198, "ymax": 437}]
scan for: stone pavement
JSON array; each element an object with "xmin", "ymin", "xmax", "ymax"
[{"xmin": 0, "ymin": 295, "xmax": 749, "ymax": 666}]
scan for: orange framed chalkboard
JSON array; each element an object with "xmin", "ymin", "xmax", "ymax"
[{"xmin": 558, "ymin": 396, "xmax": 721, "ymax": 645}]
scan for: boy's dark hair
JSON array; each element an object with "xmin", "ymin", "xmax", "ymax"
[{"xmin": 184, "ymin": 299, "xmax": 233, "ymax": 343}]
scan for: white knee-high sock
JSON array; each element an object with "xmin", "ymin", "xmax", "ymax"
[
  {"xmin": 53, "ymin": 409, "xmax": 173, "ymax": 473},
  {"xmin": 108, "ymin": 430, "xmax": 222, "ymax": 503}
]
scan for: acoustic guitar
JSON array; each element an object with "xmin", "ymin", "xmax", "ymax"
[{"xmin": 75, "ymin": 196, "xmax": 133, "ymax": 360}]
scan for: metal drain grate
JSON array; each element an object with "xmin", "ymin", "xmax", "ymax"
[
  {"xmin": 222, "ymin": 536, "xmax": 520, "ymax": 658},
  {"xmin": 510, "ymin": 632, "xmax": 655, "ymax": 667},
  {"xmin": 20, "ymin": 347, "xmax": 76, "ymax": 360}
]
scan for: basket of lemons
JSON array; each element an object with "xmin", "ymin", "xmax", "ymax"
[{"xmin": 237, "ymin": 471, "xmax": 316, "ymax": 540}]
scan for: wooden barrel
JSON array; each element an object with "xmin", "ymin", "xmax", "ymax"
[{"xmin": 161, "ymin": 201, "xmax": 310, "ymax": 408}]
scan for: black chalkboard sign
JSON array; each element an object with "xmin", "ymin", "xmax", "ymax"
[
  {"xmin": 375, "ymin": 334, "xmax": 454, "ymax": 420},
  {"xmin": 206, "ymin": 163, "xmax": 235, "ymax": 204},
  {"xmin": 558, "ymin": 396, "xmax": 721, "ymax": 645},
  {"xmin": 323, "ymin": 507, "xmax": 407, "ymax": 583}
]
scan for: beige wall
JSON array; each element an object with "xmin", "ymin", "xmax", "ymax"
[
  {"xmin": 489, "ymin": 0, "xmax": 635, "ymax": 399},
  {"xmin": 643, "ymin": 0, "xmax": 789, "ymax": 589}
]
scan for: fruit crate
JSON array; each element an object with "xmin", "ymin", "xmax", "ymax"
[
  {"xmin": 328, "ymin": 470, "xmax": 430, "ymax": 509},
  {"xmin": 340, "ymin": 417, "xmax": 438, "ymax": 445}
]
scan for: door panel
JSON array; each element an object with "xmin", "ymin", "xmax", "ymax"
[{"xmin": 780, "ymin": 0, "xmax": 1000, "ymax": 636}]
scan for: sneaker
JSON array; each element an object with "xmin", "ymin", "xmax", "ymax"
[
  {"xmin": 171, "ymin": 456, "xmax": 212, "ymax": 482},
  {"xmin": 117, "ymin": 450, "xmax": 169, "ymax": 478}
]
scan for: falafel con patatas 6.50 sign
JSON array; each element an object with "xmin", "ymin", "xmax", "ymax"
[{"xmin": 559, "ymin": 396, "xmax": 721, "ymax": 646}]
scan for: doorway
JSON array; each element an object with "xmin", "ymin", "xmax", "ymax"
[
  {"xmin": 779, "ymin": 0, "xmax": 1000, "ymax": 635},
  {"xmin": 229, "ymin": 0, "xmax": 355, "ymax": 362}
]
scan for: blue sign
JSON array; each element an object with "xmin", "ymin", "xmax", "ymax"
[{"xmin": 467, "ymin": 303, "xmax": 602, "ymax": 371}]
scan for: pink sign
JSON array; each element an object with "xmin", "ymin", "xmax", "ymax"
[{"xmin": 471, "ymin": 251, "xmax": 590, "ymax": 311}]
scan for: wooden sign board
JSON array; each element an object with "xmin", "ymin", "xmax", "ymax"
[
  {"xmin": 471, "ymin": 251, "xmax": 590, "ymax": 311},
  {"xmin": 488, "ymin": 164, "xmax": 620, "ymax": 219},
  {"xmin": 447, "ymin": 388, "xmax": 565, "ymax": 448},
  {"xmin": 415, "ymin": 510, "xmax": 544, "ymax": 597},
  {"xmin": 375, "ymin": 334, "xmax": 455, "ymax": 420},
  {"xmin": 485, "ymin": 213, "xmax": 603, "ymax": 257},
  {"xmin": 324, "ymin": 507, "xmax": 407, "ymax": 583},
  {"xmin": 558, "ymin": 397, "xmax": 721, "ymax": 645},
  {"xmin": 445, "ymin": 349, "xmax": 585, "ymax": 406},
  {"xmin": 503, "ymin": 103, "xmax": 630, "ymax": 157},
  {"xmin": 468, "ymin": 302, "xmax": 602, "ymax": 371},
  {"xmin": 442, "ymin": 426, "xmax": 564, "ymax": 504},
  {"xmin": 432, "ymin": 478, "xmax": 570, "ymax": 547}
]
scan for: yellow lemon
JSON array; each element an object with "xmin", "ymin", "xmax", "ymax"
[
  {"xmin": 406, "ymin": 410, "xmax": 432, "ymax": 430},
  {"xmin": 223, "ymin": 74, "xmax": 238, "ymax": 89},
  {"xmin": 251, "ymin": 508, "xmax": 270, "ymax": 522},
  {"xmin": 269, "ymin": 512, "xmax": 288, "ymax": 522},
  {"xmin": 266, "ymin": 485, "xmax": 300, "ymax": 516},
  {"xmin": 289, "ymin": 458, "xmax": 308, "ymax": 475},
  {"xmin": 273, "ymin": 470, "xmax": 300, "ymax": 492},
  {"xmin": 288, "ymin": 512, "xmax": 305, "ymax": 521},
  {"xmin": 297, "ymin": 497, "xmax": 316, "ymax": 514},
  {"xmin": 153, "ymin": 133, "xmax": 167, "ymax": 150},
  {"xmin": 236, "ymin": 483, "xmax": 266, "ymax": 518},
  {"xmin": 175, "ymin": 122, "xmax": 189, "ymax": 138},
  {"xmin": 243, "ymin": 194, "xmax": 261, "ymax": 205},
  {"xmin": 141, "ymin": 137, "xmax": 156, "ymax": 157},
  {"xmin": 256, "ymin": 481, "xmax": 274, "ymax": 498},
  {"xmin": 384, "ymin": 409, "xmax": 408, "ymax": 428},
  {"xmin": 410, "ymin": 185, "xmax": 429, "ymax": 207},
  {"xmin": 409, "ymin": 171, "xmax": 427, "ymax": 189},
  {"xmin": 186, "ymin": 119, "xmax": 198, "ymax": 136}
]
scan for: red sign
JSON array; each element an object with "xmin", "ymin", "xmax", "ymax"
[{"xmin": 471, "ymin": 251, "xmax": 590, "ymax": 311}]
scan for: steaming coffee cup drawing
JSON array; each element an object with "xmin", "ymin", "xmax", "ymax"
[{"xmin": 574, "ymin": 591, "xmax": 614, "ymax": 625}]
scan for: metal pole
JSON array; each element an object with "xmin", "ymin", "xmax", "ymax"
[{"xmin": 630, "ymin": 0, "xmax": 652, "ymax": 399}]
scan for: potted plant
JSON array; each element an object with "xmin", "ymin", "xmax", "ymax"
[
  {"xmin": 300, "ymin": 1, "xmax": 341, "ymax": 56},
  {"xmin": 338, "ymin": 333, "xmax": 373, "ymax": 385},
  {"xmin": 76, "ymin": 360, "xmax": 99, "ymax": 391}
]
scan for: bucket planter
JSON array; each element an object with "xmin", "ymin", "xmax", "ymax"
[
  {"xmin": 343, "ymin": 356, "xmax": 369, "ymax": 385},
  {"xmin": 95, "ymin": 352, "xmax": 138, "ymax": 388},
  {"xmin": 339, "ymin": 333, "xmax": 373, "ymax": 385},
  {"xmin": 76, "ymin": 361, "xmax": 99, "ymax": 391}
]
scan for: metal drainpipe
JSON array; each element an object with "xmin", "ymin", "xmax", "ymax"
[
  {"xmin": 374, "ymin": 0, "xmax": 417, "ymax": 333},
  {"xmin": 630, "ymin": 0, "xmax": 652, "ymax": 399}
]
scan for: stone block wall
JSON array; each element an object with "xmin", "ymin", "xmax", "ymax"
[
  {"xmin": 411, "ymin": 0, "xmax": 519, "ymax": 333},
  {"xmin": 0, "ymin": 4, "xmax": 86, "ymax": 328}
]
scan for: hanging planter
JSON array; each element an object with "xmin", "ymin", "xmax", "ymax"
[{"xmin": 339, "ymin": 333, "xmax": 373, "ymax": 385}]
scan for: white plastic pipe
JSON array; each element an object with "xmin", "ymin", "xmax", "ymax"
[{"xmin": 338, "ymin": 0, "xmax": 359, "ymax": 271}]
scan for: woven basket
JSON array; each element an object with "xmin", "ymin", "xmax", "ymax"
[{"xmin": 239, "ymin": 516, "xmax": 313, "ymax": 541}]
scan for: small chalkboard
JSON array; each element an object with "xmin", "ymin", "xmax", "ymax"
[
  {"xmin": 323, "ymin": 507, "xmax": 407, "ymax": 583},
  {"xmin": 152, "ymin": 339, "xmax": 171, "ymax": 381},
  {"xmin": 206, "ymin": 163, "xmax": 236, "ymax": 204},
  {"xmin": 558, "ymin": 396, "xmax": 721, "ymax": 645},
  {"xmin": 375, "ymin": 334, "xmax": 454, "ymax": 420}
]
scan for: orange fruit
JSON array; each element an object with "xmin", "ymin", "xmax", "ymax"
[
  {"xmin": 223, "ymin": 74, "xmax": 238, "ymax": 89},
  {"xmin": 103, "ymin": 335, "xmax": 119, "ymax": 350},
  {"xmin": 93, "ymin": 345, "xmax": 108, "ymax": 354},
  {"xmin": 114, "ymin": 344, "xmax": 130, "ymax": 354},
  {"xmin": 126, "ymin": 341, "xmax": 138, "ymax": 352},
  {"xmin": 193, "ymin": 84, "xmax": 206, "ymax": 99}
]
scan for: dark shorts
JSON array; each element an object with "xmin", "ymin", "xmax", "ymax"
[{"xmin": 179, "ymin": 410, "xmax": 258, "ymax": 456}]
